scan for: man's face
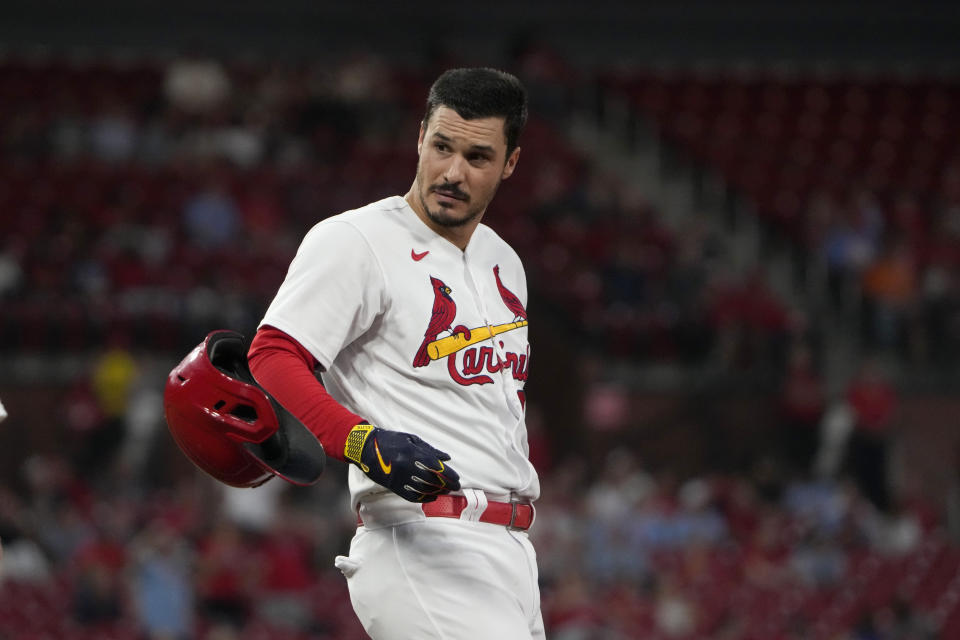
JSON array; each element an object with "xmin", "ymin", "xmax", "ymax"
[{"xmin": 414, "ymin": 106, "xmax": 520, "ymax": 230}]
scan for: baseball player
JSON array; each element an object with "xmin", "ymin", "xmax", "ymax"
[{"xmin": 246, "ymin": 68, "xmax": 543, "ymax": 639}]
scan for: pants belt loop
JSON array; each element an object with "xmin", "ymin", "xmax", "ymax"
[{"xmin": 459, "ymin": 489, "xmax": 488, "ymax": 522}]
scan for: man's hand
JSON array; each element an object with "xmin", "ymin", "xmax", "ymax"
[{"xmin": 344, "ymin": 424, "xmax": 460, "ymax": 502}]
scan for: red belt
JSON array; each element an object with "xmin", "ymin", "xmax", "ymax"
[{"xmin": 357, "ymin": 495, "xmax": 534, "ymax": 531}]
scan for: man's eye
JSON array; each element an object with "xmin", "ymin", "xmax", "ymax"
[{"xmin": 434, "ymin": 142, "xmax": 449, "ymax": 151}]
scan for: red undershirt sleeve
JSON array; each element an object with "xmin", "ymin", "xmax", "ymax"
[{"xmin": 247, "ymin": 325, "xmax": 364, "ymax": 463}]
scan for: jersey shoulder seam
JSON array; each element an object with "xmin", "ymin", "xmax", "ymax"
[{"xmin": 321, "ymin": 216, "xmax": 390, "ymax": 308}]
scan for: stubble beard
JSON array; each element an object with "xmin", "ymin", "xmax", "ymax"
[{"xmin": 416, "ymin": 166, "xmax": 496, "ymax": 229}]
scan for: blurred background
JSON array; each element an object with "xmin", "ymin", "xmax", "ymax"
[{"xmin": 1, "ymin": 1, "xmax": 960, "ymax": 638}]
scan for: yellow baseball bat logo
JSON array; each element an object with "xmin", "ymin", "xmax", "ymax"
[{"xmin": 427, "ymin": 320, "xmax": 528, "ymax": 360}]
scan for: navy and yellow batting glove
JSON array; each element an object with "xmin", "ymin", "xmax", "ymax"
[{"xmin": 344, "ymin": 424, "xmax": 460, "ymax": 503}]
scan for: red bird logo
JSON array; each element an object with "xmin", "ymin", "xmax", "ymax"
[
  {"xmin": 493, "ymin": 264, "xmax": 527, "ymax": 321},
  {"xmin": 413, "ymin": 276, "xmax": 458, "ymax": 367}
]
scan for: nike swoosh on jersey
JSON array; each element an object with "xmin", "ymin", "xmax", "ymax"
[
  {"xmin": 411, "ymin": 249, "xmax": 429, "ymax": 261},
  {"xmin": 374, "ymin": 440, "xmax": 392, "ymax": 474}
]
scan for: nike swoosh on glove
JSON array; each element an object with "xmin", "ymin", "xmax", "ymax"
[{"xmin": 344, "ymin": 424, "xmax": 461, "ymax": 502}]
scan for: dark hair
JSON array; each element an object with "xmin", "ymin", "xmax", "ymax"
[{"xmin": 423, "ymin": 68, "xmax": 528, "ymax": 156}]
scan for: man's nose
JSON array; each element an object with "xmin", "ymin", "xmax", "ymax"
[{"xmin": 442, "ymin": 154, "xmax": 467, "ymax": 183}]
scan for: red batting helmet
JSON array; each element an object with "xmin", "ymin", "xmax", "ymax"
[{"xmin": 164, "ymin": 330, "xmax": 325, "ymax": 488}]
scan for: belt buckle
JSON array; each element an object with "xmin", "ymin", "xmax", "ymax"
[{"xmin": 508, "ymin": 502, "xmax": 520, "ymax": 530}]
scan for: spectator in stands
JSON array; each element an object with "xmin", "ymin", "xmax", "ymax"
[
  {"xmin": 653, "ymin": 572, "xmax": 698, "ymax": 637},
  {"xmin": 64, "ymin": 377, "xmax": 109, "ymax": 475},
  {"xmin": 742, "ymin": 511, "xmax": 791, "ymax": 589},
  {"xmin": 583, "ymin": 449, "xmax": 654, "ymax": 583},
  {"xmin": 790, "ymin": 529, "xmax": 847, "ymax": 589},
  {"xmin": 888, "ymin": 191, "xmax": 927, "ymax": 256},
  {"xmin": 0, "ymin": 487, "xmax": 51, "ymax": 584},
  {"xmin": 220, "ymin": 478, "xmax": 286, "ymax": 535},
  {"xmin": 89, "ymin": 98, "xmax": 139, "ymax": 163},
  {"xmin": 783, "ymin": 476, "xmax": 854, "ymax": 541},
  {"xmin": 706, "ymin": 267, "xmax": 792, "ymax": 371},
  {"xmin": 71, "ymin": 504, "xmax": 129, "ymax": 626},
  {"xmin": 871, "ymin": 499, "xmax": 922, "ymax": 556},
  {"xmin": 844, "ymin": 356, "xmax": 899, "ymax": 512},
  {"xmin": 860, "ymin": 237, "xmax": 919, "ymax": 357},
  {"xmin": 676, "ymin": 477, "xmax": 728, "ymax": 546},
  {"xmin": 778, "ymin": 341, "xmax": 826, "ymax": 477},
  {"xmin": 87, "ymin": 336, "xmax": 139, "ymax": 479},
  {"xmin": 253, "ymin": 502, "xmax": 318, "ymax": 630},
  {"xmin": 667, "ymin": 215, "xmax": 719, "ymax": 363},
  {"xmin": 545, "ymin": 571, "xmax": 604, "ymax": 638},
  {"xmin": 919, "ymin": 248, "xmax": 959, "ymax": 369},
  {"xmin": 181, "ymin": 172, "xmax": 241, "ymax": 249},
  {"xmin": 195, "ymin": 517, "xmax": 256, "ymax": 631},
  {"xmin": 887, "ymin": 596, "xmax": 937, "ymax": 639},
  {"xmin": 164, "ymin": 52, "xmax": 231, "ymax": 115},
  {"xmin": 851, "ymin": 611, "xmax": 881, "ymax": 640},
  {"xmin": 820, "ymin": 186, "xmax": 885, "ymax": 317},
  {"xmin": 129, "ymin": 518, "xmax": 195, "ymax": 640},
  {"xmin": 73, "ymin": 558, "xmax": 125, "ymax": 625}
]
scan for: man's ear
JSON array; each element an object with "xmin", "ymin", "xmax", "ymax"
[
  {"xmin": 501, "ymin": 146, "xmax": 521, "ymax": 180},
  {"xmin": 417, "ymin": 123, "xmax": 425, "ymax": 155}
]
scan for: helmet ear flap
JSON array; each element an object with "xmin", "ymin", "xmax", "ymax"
[{"xmin": 164, "ymin": 330, "xmax": 325, "ymax": 488}]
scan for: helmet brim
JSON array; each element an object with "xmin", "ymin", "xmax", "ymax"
[{"xmin": 243, "ymin": 399, "xmax": 326, "ymax": 486}]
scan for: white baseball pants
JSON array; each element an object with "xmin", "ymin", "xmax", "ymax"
[{"xmin": 335, "ymin": 491, "xmax": 544, "ymax": 640}]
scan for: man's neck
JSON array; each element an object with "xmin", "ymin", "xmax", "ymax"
[{"xmin": 403, "ymin": 189, "xmax": 477, "ymax": 252}]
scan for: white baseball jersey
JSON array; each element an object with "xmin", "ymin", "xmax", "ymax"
[{"xmin": 260, "ymin": 195, "xmax": 540, "ymax": 509}]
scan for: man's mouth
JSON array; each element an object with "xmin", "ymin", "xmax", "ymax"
[{"xmin": 431, "ymin": 186, "xmax": 468, "ymax": 202}]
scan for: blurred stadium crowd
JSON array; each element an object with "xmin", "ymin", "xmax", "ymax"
[{"xmin": 1, "ymin": 41, "xmax": 959, "ymax": 640}]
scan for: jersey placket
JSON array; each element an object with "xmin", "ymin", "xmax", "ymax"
[
  {"xmin": 461, "ymin": 254, "xmax": 533, "ymax": 491},
  {"xmin": 461, "ymin": 253, "xmax": 526, "ymax": 420}
]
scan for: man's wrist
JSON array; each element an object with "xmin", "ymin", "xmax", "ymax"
[{"xmin": 344, "ymin": 423, "xmax": 376, "ymax": 472}]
